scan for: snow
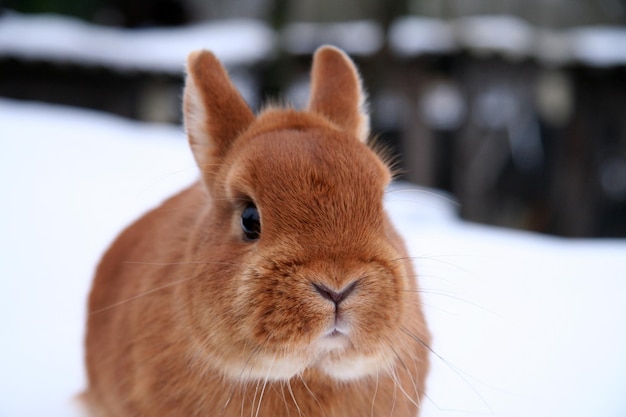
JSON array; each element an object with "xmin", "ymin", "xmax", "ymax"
[
  {"xmin": 388, "ymin": 15, "xmax": 538, "ymax": 59},
  {"xmin": 1, "ymin": 98, "xmax": 626, "ymax": 417},
  {"xmin": 453, "ymin": 16, "xmax": 536, "ymax": 58},
  {"xmin": 3, "ymin": 11, "xmax": 626, "ymax": 69},
  {"xmin": 0, "ymin": 99, "xmax": 196, "ymax": 417},
  {"xmin": 281, "ymin": 20, "xmax": 384, "ymax": 56},
  {"xmin": 388, "ymin": 17, "xmax": 456, "ymax": 56},
  {"xmin": 568, "ymin": 26, "xmax": 626, "ymax": 67},
  {"xmin": 0, "ymin": 11, "xmax": 275, "ymax": 72},
  {"xmin": 389, "ymin": 15, "xmax": 626, "ymax": 67}
]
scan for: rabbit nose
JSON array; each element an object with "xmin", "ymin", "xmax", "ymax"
[{"xmin": 312, "ymin": 281, "xmax": 358, "ymax": 305}]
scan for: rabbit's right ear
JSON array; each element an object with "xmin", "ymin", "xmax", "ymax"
[
  {"xmin": 183, "ymin": 50, "xmax": 255, "ymax": 185},
  {"xmin": 308, "ymin": 46, "xmax": 369, "ymax": 143}
]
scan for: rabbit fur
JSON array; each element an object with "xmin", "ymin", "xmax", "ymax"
[{"xmin": 83, "ymin": 45, "xmax": 430, "ymax": 417}]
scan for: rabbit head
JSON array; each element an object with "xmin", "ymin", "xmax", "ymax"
[{"xmin": 180, "ymin": 46, "xmax": 427, "ymax": 384}]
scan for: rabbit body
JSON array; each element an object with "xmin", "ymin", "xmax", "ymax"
[{"xmin": 84, "ymin": 46, "xmax": 430, "ymax": 417}]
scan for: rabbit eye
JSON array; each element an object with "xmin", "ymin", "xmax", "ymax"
[{"xmin": 241, "ymin": 203, "xmax": 261, "ymax": 241}]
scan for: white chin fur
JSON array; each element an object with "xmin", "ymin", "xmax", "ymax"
[
  {"xmin": 221, "ymin": 354, "xmax": 308, "ymax": 382},
  {"xmin": 318, "ymin": 352, "xmax": 390, "ymax": 381},
  {"xmin": 216, "ymin": 337, "xmax": 389, "ymax": 383},
  {"xmin": 221, "ymin": 351, "xmax": 387, "ymax": 383}
]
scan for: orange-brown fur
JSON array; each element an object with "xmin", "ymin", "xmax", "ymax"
[{"xmin": 84, "ymin": 46, "xmax": 430, "ymax": 417}]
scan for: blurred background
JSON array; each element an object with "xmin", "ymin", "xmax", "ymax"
[{"xmin": 2, "ymin": 0, "xmax": 626, "ymax": 237}]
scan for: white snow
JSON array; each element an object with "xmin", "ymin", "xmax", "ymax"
[
  {"xmin": 281, "ymin": 20, "xmax": 384, "ymax": 56},
  {"xmin": 388, "ymin": 17, "xmax": 456, "ymax": 56},
  {"xmin": 1, "ymin": 98, "xmax": 626, "ymax": 417},
  {"xmin": 0, "ymin": 11, "xmax": 275, "ymax": 72},
  {"xmin": 389, "ymin": 15, "xmax": 537, "ymax": 59},
  {"xmin": 389, "ymin": 15, "xmax": 626, "ymax": 67},
  {"xmin": 3, "ymin": 11, "xmax": 626, "ymax": 69},
  {"xmin": 453, "ymin": 15, "xmax": 536, "ymax": 58},
  {"xmin": 568, "ymin": 26, "xmax": 626, "ymax": 67},
  {"xmin": 0, "ymin": 99, "xmax": 196, "ymax": 417}
]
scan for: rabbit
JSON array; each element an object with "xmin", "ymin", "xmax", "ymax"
[{"xmin": 83, "ymin": 45, "xmax": 430, "ymax": 417}]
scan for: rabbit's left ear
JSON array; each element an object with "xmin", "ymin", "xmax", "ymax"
[{"xmin": 308, "ymin": 46, "xmax": 370, "ymax": 143}]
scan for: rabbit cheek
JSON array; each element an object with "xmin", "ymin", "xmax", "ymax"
[
  {"xmin": 246, "ymin": 275, "xmax": 329, "ymax": 349},
  {"xmin": 231, "ymin": 269, "xmax": 329, "ymax": 379}
]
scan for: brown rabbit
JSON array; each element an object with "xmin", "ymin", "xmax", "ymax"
[{"xmin": 84, "ymin": 45, "xmax": 430, "ymax": 417}]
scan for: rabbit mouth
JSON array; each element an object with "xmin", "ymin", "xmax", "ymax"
[
  {"xmin": 314, "ymin": 308, "xmax": 356, "ymax": 347},
  {"xmin": 322, "ymin": 314, "xmax": 350, "ymax": 337},
  {"xmin": 311, "ymin": 322, "xmax": 393, "ymax": 380},
  {"xmin": 327, "ymin": 329, "xmax": 344, "ymax": 338},
  {"xmin": 307, "ymin": 317, "xmax": 392, "ymax": 380},
  {"xmin": 317, "ymin": 326, "xmax": 351, "ymax": 352}
]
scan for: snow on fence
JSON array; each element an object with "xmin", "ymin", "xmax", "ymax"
[
  {"xmin": 2, "ymin": 12, "xmax": 626, "ymax": 68},
  {"xmin": 0, "ymin": 11, "xmax": 276, "ymax": 72}
]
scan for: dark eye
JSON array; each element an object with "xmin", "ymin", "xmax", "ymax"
[{"xmin": 241, "ymin": 203, "xmax": 261, "ymax": 241}]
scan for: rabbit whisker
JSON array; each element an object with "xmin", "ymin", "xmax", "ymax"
[
  {"xmin": 286, "ymin": 378, "xmax": 303, "ymax": 417},
  {"xmin": 298, "ymin": 374, "xmax": 325, "ymax": 417},
  {"xmin": 399, "ymin": 288, "xmax": 509, "ymax": 320},
  {"xmin": 383, "ymin": 187, "xmax": 460, "ymax": 207},
  {"xmin": 123, "ymin": 260, "xmax": 243, "ymax": 267},
  {"xmin": 279, "ymin": 382, "xmax": 292, "ymax": 417},
  {"xmin": 138, "ymin": 166, "xmax": 198, "ymax": 196},
  {"xmin": 220, "ymin": 347, "xmax": 261, "ymax": 416},
  {"xmin": 389, "ymin": 361, "xmax": 421, "ymax": 411},
  {"xmin": 400, "ymin": 326, "xmax": 493, "ymax": 412},
  {"xmin": 370, "ymin": 370, "xmax": 380, "ymax": 417},
  {"xmin": 388, "ymin": 255, "xmax": 478, "ymax": 279},
  {"xmin": 253, "ymin": 354, "xmax": 275, "ymax": 417},
  {"xmin": 239, "ymin": 382, "xmax": 246, "ymax": 417},
  {"xmin": 88, "ymin": 274, "xmax": 200, "ymax": 315},
  {"xmin": 389, "ymin": 344, "xmax": 420, "ymax": 408},
  {"xmin": 249, "ymin": 377, "xmax": 261, "ymax": 417},
  {"xmin": 389, "ymin": 362, "xmax": 398, "ymax": 417}
]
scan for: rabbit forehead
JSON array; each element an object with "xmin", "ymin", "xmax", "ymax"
[
  {"xmin": 228, "ymin": 128, "xmax": 387, "ymax": 206},
  {"xmin": 229, "ymin": 127, "xmax": 388, "ymax": 194}
]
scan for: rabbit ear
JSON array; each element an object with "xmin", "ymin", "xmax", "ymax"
[
  {"xmin": 183, "ymin": 50, "xmax": 255, "ymax": 183},
  {"xmin": 308, "ymin": 46, "xmax": 370, "ymax": 143}
]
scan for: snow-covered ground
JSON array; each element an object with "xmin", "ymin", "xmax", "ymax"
[{"xmin": 1, "ymin": 98, "xmax": 625, "ymax": 417}]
